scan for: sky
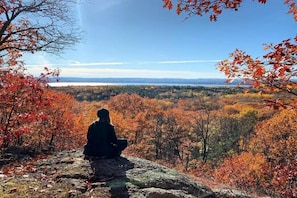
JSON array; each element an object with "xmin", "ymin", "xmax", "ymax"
[{"xmin": 24, "ymin": 0, "xmax": 297, "ymax": 79}]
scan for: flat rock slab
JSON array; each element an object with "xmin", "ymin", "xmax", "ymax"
[
  {"xmin": 2, "ymin": 149, "xmax": 262, "ymax": 197},
  {"xmin": 33, "ymin": 149, "xmax": 215, "ymax": 197}
]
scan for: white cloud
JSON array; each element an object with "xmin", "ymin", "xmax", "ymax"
[
  {"xmin": 24, "ymin": 53, "xmax": 52, "ymax": 67},
  {"xmin": 24, "ymin": 57, "xmax": 224, "ymax": 78},
  {"xmin": 157, "ymin": 60, "xmax": 221, "ymax": 64},
  {"xmin": 25, "ymin": 59, "xmax": 220, "ymax": 68},
  {"xmin": 132, "ymin": 60, "xmax": 221, "ymax": 65},
  {"xmin": 56, "ymin": 68, "xmax": 224, "ymax": 79},
  {"xmin": 69, "ymin": 62, "xmax": 126, "ymax": 66}
]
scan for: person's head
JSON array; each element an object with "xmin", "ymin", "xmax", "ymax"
[{"xmin": 97, "ymin": 108, "xmax": 110, "ymax": 123}]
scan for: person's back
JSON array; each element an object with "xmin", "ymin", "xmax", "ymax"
[
  {"xmin": 85, "ymin": 120, "xmax": 117, "ymax": 157},
  {"xmin": 83, "ymin": 108, "xmax": 127, "ymax": 158}
]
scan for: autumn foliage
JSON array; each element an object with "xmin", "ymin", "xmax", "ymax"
[
  {"xmin": 160, "ymin": 3, "xmax": 297, "ymax": 195},
  {"xmin": 163, "ymin": 0, "xmax": 297, "ymax": 21},
  {"xmin": 0, "ymin": 0, "xmax": 83, "ymax": 152},
  {"xmin": 0, "ymin": 68, "xmax": 85, "ymax": 152},
  {"xmin": 0, "ymin": 0, "xmax": 80, "ymax": 66},
  {"xmin": 272, "ymin": 158, "xmax": 297, "ymax": 197},
  {"xmin": 218, "ymin": 37, "xmax": 297, "ymax": 107},
  {"xmin": 214, "ymin": 152, "xmax": 268, "ymax": 192},
  {"xmin": 164, "ymin": 0, "xmax": 297, "ymax": 109},
  {"xmin": 1, "ymin": 77, "xmax": 296, "ymax": 197},
  {"xmin": 75, "ymin": 91, "xmax": 295, "ymax": 197},
  {"xmin": 0, "ymin": 1, "xmax": 296, "ymax": 197}
]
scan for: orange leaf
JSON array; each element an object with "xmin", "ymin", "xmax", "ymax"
[
  {"xmin": 163, "ymin": 0, "xmax": 173, "ymax": 10},
  {"xmin": 176, "ymin": 4, "xmax": 182, "ymax": 15},
  {"xmin": 255, "ymin": 67, "xmax": 264, "ymax": 76},
  {"xmin": 253, "ymin": 81, "xmax": 260, "ymax": 88}
]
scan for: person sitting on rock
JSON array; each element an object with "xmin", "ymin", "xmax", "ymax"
[{"xmin": 83, "ymin": 108, "xmax": 127, "ymax": 159}]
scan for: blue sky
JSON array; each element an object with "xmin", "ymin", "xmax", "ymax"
[{"xmin": 25, "ymin": 0, "xmax": 296, "ymax": 79}]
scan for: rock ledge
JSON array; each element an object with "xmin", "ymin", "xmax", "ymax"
[{"xmin": 0, "ymin": 149, "xmax": 252, "ymax": 198}]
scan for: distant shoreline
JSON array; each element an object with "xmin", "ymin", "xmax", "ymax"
[
  {"xmin": 49, "ymin": 77, "xmax": 245, "ymax": 87},
  {"xmin": 48, "ymin": 82, "xmax": 237, "ymax": 87}
]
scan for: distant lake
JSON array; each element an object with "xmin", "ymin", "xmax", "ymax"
[
  {"xmin": 48, "ymin": 78, "xmax": 247, "ymax": 87},
  {"xmin": 49, "ymin": 82, "xmax": 116, "ymax": 87},
  {"xmin": 49, "ymin": 82, "xmax": 240, "ymax": 87}
]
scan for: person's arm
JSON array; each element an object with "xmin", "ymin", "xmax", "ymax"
[
  {"xmin": 84, "ymin": 123, "xmax": 95, "ymax": 156},
  {"xmin": 87, "ymin": 124, "xmax": 94, "ymax": 141},
  {"xmin": 110, "ymin": 126, "xmax": 118, "ymax": 145}
]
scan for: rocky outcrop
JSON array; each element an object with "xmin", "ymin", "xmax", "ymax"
[
  {"xmin": 0, "ymin": 149, "xmax": 253, "ymax": 198},
  {"xmin": 0, "ymin": 147, "xmax": 262, "ymax": 198}
]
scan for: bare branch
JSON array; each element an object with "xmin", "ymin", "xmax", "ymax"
[{"xmin": 0, "ymin": 0, "xmax": 81, "ymax": 66}]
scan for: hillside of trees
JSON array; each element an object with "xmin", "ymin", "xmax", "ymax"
[
  {"xmin": 6, "ymin": 85, "xmax": 290, "ymax": 197},
  {"xmin": 1, "ymin": 74, "xmax": 296, "ymax": 197}
]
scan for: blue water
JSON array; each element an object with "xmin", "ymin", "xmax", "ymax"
[
  {"xmin": 48, "ymin": 82, "xmax": 238, "ymax": 87},
  {"xmin": 49, "ymin": 78, "xmax": 246, "ymax": 87}
]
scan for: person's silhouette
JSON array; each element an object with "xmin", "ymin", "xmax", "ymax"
[{"xmin": 83, "ymin": 108, "xmax": 127, "ymax": 159}]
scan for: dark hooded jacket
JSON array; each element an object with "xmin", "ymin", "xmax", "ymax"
[{"xmin": 84, "ymin": 120, "xmax": 117, "ymax": 157}]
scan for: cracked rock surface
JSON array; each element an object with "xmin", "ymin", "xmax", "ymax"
[{"xmin": 0, "ymin": 149, "xmax": 248, "ymax": 198}]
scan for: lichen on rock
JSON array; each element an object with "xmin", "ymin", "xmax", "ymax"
[{"xmin": 0, "ymin": 149, "xmax": 217, "ymax": 197}]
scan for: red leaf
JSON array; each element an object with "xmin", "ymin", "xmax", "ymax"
[
  {"xmin": 163, "ymin": 0, "xmax": 173, "ymax": 10},
  {"xmin": 255, "ymin": 67, "xmax": 264, "ymax": 76}
]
